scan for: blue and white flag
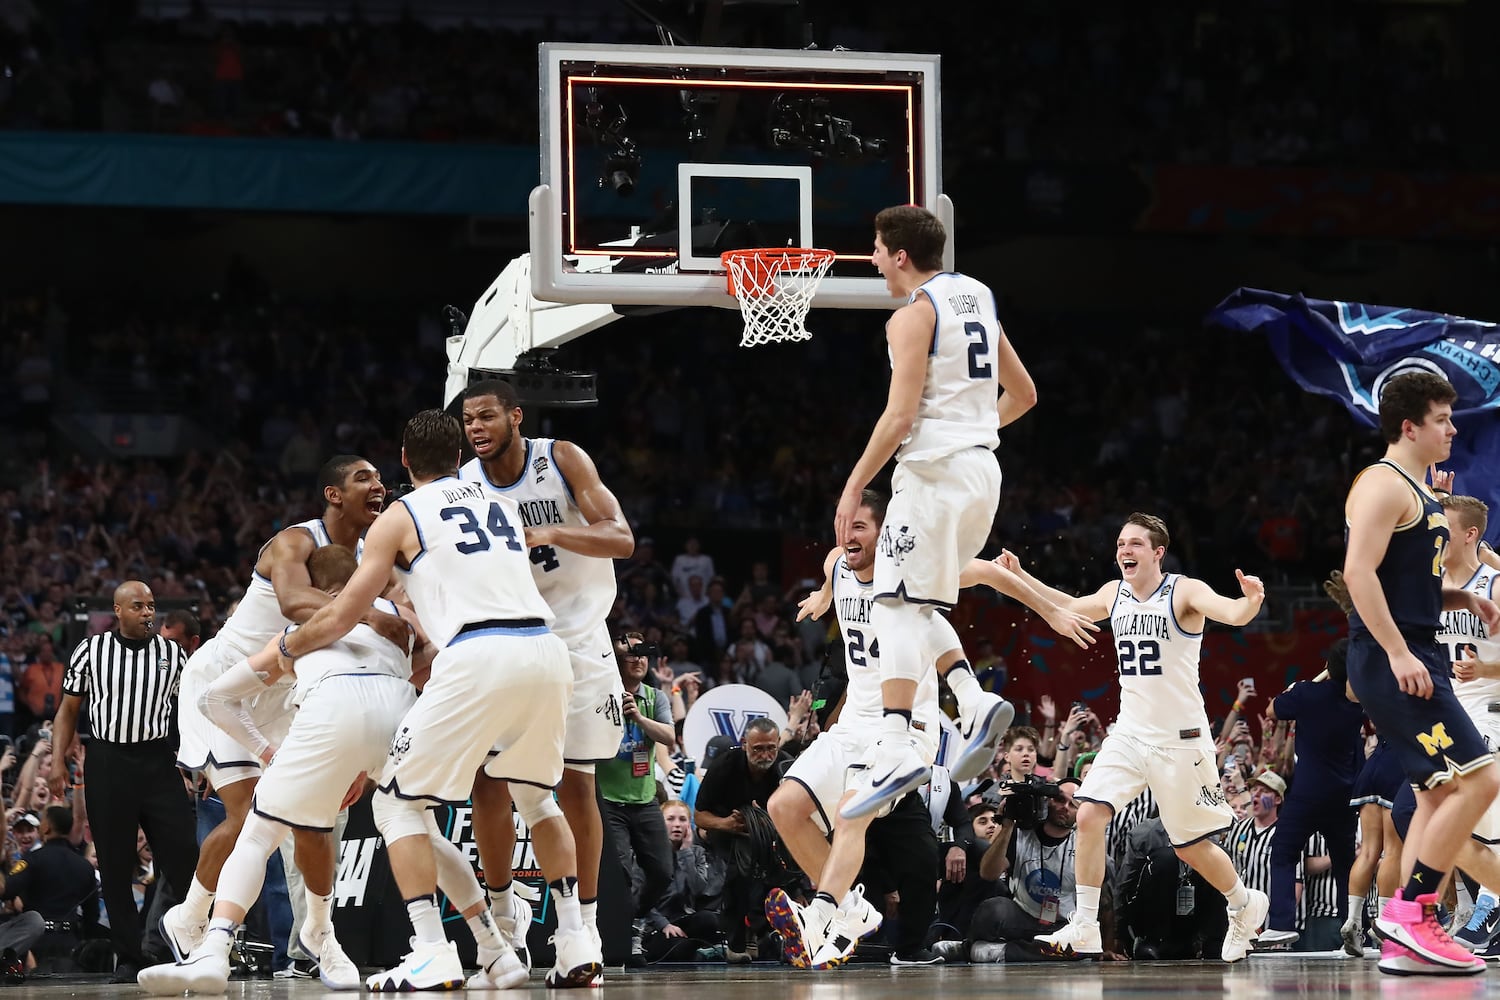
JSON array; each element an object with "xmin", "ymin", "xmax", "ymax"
[{"xmin": 1210, "ymin": 288, "xmax": 1500, "ymax": 543}]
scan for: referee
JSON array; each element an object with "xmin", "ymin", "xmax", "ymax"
[{"xmin": 47, "ymin": 581, "xmax": 199, "ymax": 982}]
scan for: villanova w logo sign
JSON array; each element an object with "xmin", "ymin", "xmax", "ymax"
[{"xmin": 708, "ymin": 709, "xmax": 770, "ymax": 740}]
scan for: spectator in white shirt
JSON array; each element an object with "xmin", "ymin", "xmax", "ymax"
[{"xmin": 671, "ymin": 537, "xmax": 714, "ymax": 600}]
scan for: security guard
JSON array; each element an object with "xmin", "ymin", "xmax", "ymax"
[{"xmin": 2, "ymin": 804, "xmax": 96, "ymax": 968}]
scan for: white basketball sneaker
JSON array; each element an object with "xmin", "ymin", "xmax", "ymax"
[
  {"xmin": 159, "ymin": 903, "xmax": 209, "ymax": 964},
  {"xmin": 950, "ymin": 692, "xmax": 1015, "ymax": 782},
  {"xmin": 136, "ymin": 948, "xmax": 231, "ymax": 996},
  {"xmin": 1222, "ymin": 889, "xmax": 1270, "ymax": 963},
  {"xmin": 544, "ymin": 927, "xmax": 603, "ymax": 989},
  {"xmin": 496, "ymin": 893, "xmax": 534, "ymax": 972},
  {"xmin": 1036, "ymin": 919, "xmax": 1102, "ymax": 957},
  {"xmin": 807, "ymin": 886, "xmax": 883, "ymax": 969},
  {"xmin": 305, "ymin": 931, "xmax": 362, "ymax": 991},
  {"xmin": 838, "ymin": 736, "xmax": 930, "ymax": 821},
  {"xmin": 465, "ymin": 943, "xmax": 528, "ymax": 991},
  {"xmin": 365, "ymin": 939, "xmax": 465, "ymax": 992}
]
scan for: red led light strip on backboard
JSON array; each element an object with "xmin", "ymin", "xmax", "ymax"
[{"xmin": 565, "ymin": 75, "xmax": 918, "ymax": 258}]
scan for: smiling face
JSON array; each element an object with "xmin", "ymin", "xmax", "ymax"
[
  {"xmin": 461, "ymin": 394, "xmax": 523, "ymax": 466},
  {"xmin": 331, "ymin": 460, "xmax": 386, "ymax": 528},
  {"xmin": 1116, "ymin": 523, "xmax": 1165, "ymax": 588},
  {"xmin": 845, "ymin": 503, "xmax": 881, "ymax": 574}
]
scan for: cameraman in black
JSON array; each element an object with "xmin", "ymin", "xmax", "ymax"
[{"xmin": 963, "ymin": 777, "xmax": 1122, "ymax": 962}]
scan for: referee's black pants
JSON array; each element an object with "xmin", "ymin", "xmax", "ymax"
[{"xmin": 85, "ymin": 738, "xmax": 199, "ymax": 967}]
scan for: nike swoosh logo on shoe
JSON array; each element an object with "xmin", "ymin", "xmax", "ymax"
[
  {"xmin": 410, "ymin": 958, "xmax": 434, "ymax": 975},
  {"xmin": 869, "ymin": 767, "xmax": 900, "ymax": 788}
]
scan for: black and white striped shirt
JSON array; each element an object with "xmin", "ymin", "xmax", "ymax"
[
  {"xmin": 1300, "ymin": 832, "xmax": 1340, "ymax": 922},
  {"xmin": 1107, "ymin": 788, "xmax": 1157, "ymax": 870},
  {"xmin": 1227, "ymin": 815, "xmax": 1276, "ymax": 895},
  {"xmin": 63, "ymin": 631, "xmax": 185, "ymax": 744}
]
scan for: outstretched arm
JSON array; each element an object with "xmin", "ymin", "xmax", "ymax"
[
  {"xmin": 200, "ymin": 638, "xmax": 288, "ymax": 764},
  {"xmin": 1176, "ymin": 571, "xmax": 1265, "ymax": 628},
  {"xmin": 961, "ymin": 557, "xmax": 1100, "ymax": 647},
  {"xmin": 994, "ymin": 550, "xmax": 1118, "ymax": 622},
  {"xmin": 795, "ymin": 547, "xmax": 845, "ymax": 623}
]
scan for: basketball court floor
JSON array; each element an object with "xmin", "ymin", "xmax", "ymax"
[{"xmin": 9, "ymin": 957, "xmax": 1476, "ymax": 1000}]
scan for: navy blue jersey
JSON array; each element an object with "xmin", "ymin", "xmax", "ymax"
[
  {"xmin": 1348, "ymin": 461, "xmax": 1449, "ymax": 638},
  {"xmin": 1272, "ymin": 680, "xmax": 1366, "ymax": 796}
]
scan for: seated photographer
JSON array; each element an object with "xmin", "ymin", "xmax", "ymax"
[
  {"xmin": 1118, "ymin": 816, "xmax": 1228, "ymax": 959},
  {"xmin": 693, "ymin": 718, "xmax": 793, "ymax": 961},
  {"xmin": 944, "ymin": 777, "xmax": 1124, "ymax": 962},
  {"xmin": 642, "ymin": 800, "xmax": 728, "ymax": 961}
]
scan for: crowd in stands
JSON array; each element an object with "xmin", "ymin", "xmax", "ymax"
[{"xmin": 0, "ymin": 2, "xmax": 1486, "ymax": 169}]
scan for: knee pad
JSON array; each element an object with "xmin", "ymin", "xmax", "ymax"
[
  {"xmin": 371, "ymin": 788, "xmax": 431, "ymax": 845},
  {"xmin": 511, "ymin": 783, "xmax": 564, "ymax": 828},
  {"xmin": 564, "ymin": 761, "xmax": 596, "ymax": 776},
  {"xmin": 217, "ymin": 812, "xmax": 290, "ymax": 911},
  {"xmin": 920, "ymin": 609, "xmax": 963, "ymax": 664},
  {"xmin": 423, "ymin": 813, "xmax": 485, "ymax": 912}
]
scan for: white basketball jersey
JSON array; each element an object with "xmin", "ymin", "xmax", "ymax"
[
  {"xmin": 895, "ymin": 272, "xmax": 1002, "ymax": 464},
  {"xmin": 291, "ymin": 596, "xmax": 412, "ymax": 704},
  {"xmin": 1440, "ymin": 566, "xmax": 1500, "ymax": 721},
  {"xmin": 217, "ymin": 518, "xmax": 355, "ymax": 658},
  {"xmin": 832, "ymin": 556, "xmax": 939, "ymax": 731},
  {"xmin": 459, "ymin": 438, "xmax": 616, "ymax": 643},
  {"xmin": 394, "ymin": 477, "xmax": 554, "ymax": 648},
  {"xmin": 1108, "ymin": 575, "xmax": 1211, "ymax": 748}
]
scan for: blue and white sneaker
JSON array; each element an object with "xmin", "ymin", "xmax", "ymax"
[
  {"xmin": 1455, "ymin": 894, "xmax": 1500, "ymax": 951},
  {"xmin": 838, "ymin": 737, "xmax": 929, "ymax": 821},
  {"xmin": 950, "ymin": 693, "xmax": 1015, "ymax": 783},
  {"xmin": 365, "ymin": 940, "xmax": 464, "ymax": 992}
]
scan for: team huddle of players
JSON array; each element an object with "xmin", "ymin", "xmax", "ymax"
[{"xmin": 134, "ymin": 204, "xmax": 1497, "ymax": 990}]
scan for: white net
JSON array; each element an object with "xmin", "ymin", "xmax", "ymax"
[{"xmin": 721, "ymin": 249, "xmax": 836, "ymax": 347}]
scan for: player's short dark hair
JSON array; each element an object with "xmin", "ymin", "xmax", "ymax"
[
  {"xmin": 463, "ymin": 379, "xmax": 520, "ymax": 410},
  {"xmin": 308, "ymin": 545, "xmax": 358, "ymax": 592},
  {"xmin": 1379, "ymin": 372, "xmax": 1456, "ymax": 444},
  {"xmin": 318, "ymin": 455, "xmax": 368, "ymax": 496},
  {"xmin": 874, "ymin": 205, "xmax": 945, "ymax": 272},
  {"xmin": 1124, "ymin": 512, "xmax": 1170, "ymax": 551},
  {"xmin": 1325, "ymin": 637, "xmax": 1350, "ymax": 688},
  {"xmin": 161, "ymin": 608, "xmax": 200, "ymax": 639},
  {"xmin": 43, "ymin": 804, "xmax": 71, "ymax": 836},
  {"xmin": 857, "ymin": 489, "xmax": 887, "ymax": 525},
  {"xmin": 402, "ymin": 410, "xmax": 464, "ymax": 479}
]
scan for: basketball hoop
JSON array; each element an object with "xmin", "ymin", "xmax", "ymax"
[{"xmin": 721, "ymin": 248, "xmax": 836, "ymax": 347}]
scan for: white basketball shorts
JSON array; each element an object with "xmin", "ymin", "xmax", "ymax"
[
  {"xmin": 1076, "ymin": 732, "xmax": 1233, "ymax": 848},
  {"xmin": 253, "ymin": 673, "xmax": 416, "ymax": 831},
  {"xmin": 874, "ymin": 448, "xmax": 1002, "ymax": 608},
  {"xmin": 557, "ymin": 622, "xmax": 626, "ymax": 766},
  {"xmin": 176, "ymin": 635, "xmax": 296, "ymax": 790},
  {"xmin": 379, "ymin": 629, "xmax": 572, "ymax": 803},
  {"xmin": 785, "ymin": 721, "xmax": 939, "ymax": 833}
]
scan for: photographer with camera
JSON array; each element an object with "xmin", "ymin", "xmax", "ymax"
[
  {"xmin": 957, "ymin": 777, "xmax": 1123, "ymax": 962},
  {"xmin": 598, "ymin": 632, "xmax": 678, "ymax": 966}
]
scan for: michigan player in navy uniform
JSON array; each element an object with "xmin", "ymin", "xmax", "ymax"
[
  {"xmin": 995, "ymin": 514, "xmax": 1272, "ymax": 963},
  {"xmin": 458, "ymin": 379, "xmax": 632, "ymax": 972},
  {"xmin": 162, "ymin": 455, "xmax": 399, "ymax": 963},
  {"xmin": 836, "ymin": 206, "xmax": 1038, "ymax": 821},
  {"xmin": 1342, "ymin": 373, "xmax": 1500, "ymax": 976},
  {"xmin": 277, "ymin": 411, "xmax": 603, "ymax": 991}
]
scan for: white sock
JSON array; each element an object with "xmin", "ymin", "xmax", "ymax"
[
  {"xmin": 487, "ymin": 880, "xmax": 514, "ymax": 919},
  {"xmin": 1378, "ymin": 895, "xmax": 1392, "ymax": 915},
  {"xmin": 1346, "ymin": 894, "xmax": 1364, "ymax": 925},
  {"xmin": 201, "ymin": 921, "xmax": 235, "ymax": 957},
  {"xmin": 551, "ymin": 880, "xmax": 583, "ymax": 934},
  {"xmin": 945, "ymin": 665, "xmax": 982, "ymax": 708},
  {"xmin": 581, "ymin": 899, "xmax": 598, "ymax": 932},
  {"xmin": 185, "ymin": 876, "xmax": 215, "ymax": 922},
  {"xmin": 1225, "ymin": 877, "xmax": 1250, "ymax": 911},
  {"xmin": 304, "ymin": 889, "xmax": 334, "ymax": 941},
  {"xmin": 1074, "ymin": 885, "xmax": 1101, "ymax": 925},
  {"xmin": 468, "ymin": 910, "xmax": 505, "ymax": 953},
  {"xmin": 406, "ymin": 896, "xmax": 445, "ymax": 946},
  {"xmin": 880, "ymin": 713, "xmax": 911, "ymax": 738}
]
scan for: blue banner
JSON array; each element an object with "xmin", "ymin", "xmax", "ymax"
[{"xmin": 1210, "ymin": 288, "xmax": 1500, "ymax": 543}]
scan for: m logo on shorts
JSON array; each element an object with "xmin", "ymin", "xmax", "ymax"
[{"xmin": 1416, "ymin": 723, "xmax": 1455, "ymax": 757}]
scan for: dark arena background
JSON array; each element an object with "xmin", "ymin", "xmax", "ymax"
[{"xmin": 4, "ymin": 0, "xmax": 1500, "ymax": 997}]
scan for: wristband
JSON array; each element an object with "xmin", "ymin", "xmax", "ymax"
[
  {"xmin": 279, "ymin": 633, "xmax": 294, "ymax": 659},
  {"xmin": 1232, "ymin": 701, "xmax": 1243, "ymax": 713},
  {"xmin": 672, "ymin": 687, "xmax": 682, "ymax": 695}
]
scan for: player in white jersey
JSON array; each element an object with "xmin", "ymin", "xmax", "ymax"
[
  {"xmin": 766, "ymin": 490, "xmax": 1097, "ymax": 969},
  {"xmin": 162, "ymin": 455, "xmax": 402, "ymax": 962},
  {"xmin": 997, "ymin": 513, "xmax": 1273, "ymax": 963},
  {"xmin": 277, "ymin": 410, "xmax": 602, "ymax": 991},
  {"xmin": 139, "ymin": 546, "xmax": 423, "ymax": 994},
  {"xmin": 836, "ymin": 205, "xmax": 1039, "ymax": 822},
  {"xmin": 458, "ymin": 379, "xmax": 632, "ymax": 966}
]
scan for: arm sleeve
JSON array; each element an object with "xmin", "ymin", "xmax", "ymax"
[
  {"xmin": 62, "ymin": 638, "xmax": 89, "ymax": 697},
  {"xmin": 198, "ymin": 659, "xmax": 275, "ymax": 759}
]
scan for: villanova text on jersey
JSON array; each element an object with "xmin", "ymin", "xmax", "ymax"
[
  {"xmin": 1113, "ymin": 610, "xmax": 1170, "ymax": 643},
  {"xmin": 515, "ymin": 498, "xmax": 565, "ymax": 528}
]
